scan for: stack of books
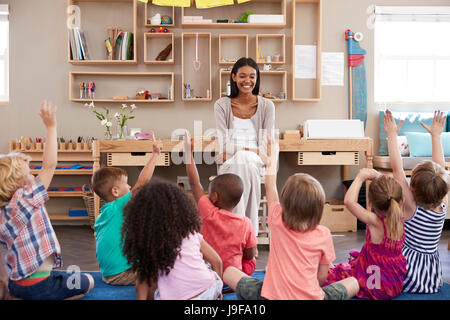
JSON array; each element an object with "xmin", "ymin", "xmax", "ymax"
[
  {"xmin": 113, "ymin": 31, "xmax": 134, "ymax": 60},
  {"xmin": 69, "ymin": 27, "xmax": 90, "ymax": 60}
]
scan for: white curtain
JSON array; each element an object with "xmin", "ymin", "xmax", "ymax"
[{"xmin": 374, "ymin": 6, "xmax": 450, "ymax": 103}]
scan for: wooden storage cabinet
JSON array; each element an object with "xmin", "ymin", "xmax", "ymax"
[
  {"xmin": 9, "ymin": 141, "xmax": 94, "ymax": 222},
  {"xmin": 68, "ymin": 0, "xmax": 138, "ymax": 65},
  {"xmin": 107, "ymin": 152, "xmax": 170, "ymax": 167},
  {"xmin": 320, "ymin": 199, "xmax": 357, "ymax": 232},
  {"xmin": 298, "ymin": 151, "xmax": 359, "ymax": 166},
  {"xmin": 70, "ymin": 71, "xmax": 174, "ymax": 103}
]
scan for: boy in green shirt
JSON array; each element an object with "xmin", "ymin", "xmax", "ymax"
[{"xmin": 92, "ymin": 139, "xmax": 163, "ymax": 285}]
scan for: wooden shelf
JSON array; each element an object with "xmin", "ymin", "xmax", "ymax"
[
  {"xmin": 31, "ymin": 169, "xmax": 93, "ymax": 175},
  {"xmin": 144, "ymin": 32, "xmax": 174, "ymax": 65},
  {"xmin": 48, "ymin": 191, "xmax": 84, "ymax": 197},
  {"xmin": 182, "ymin": 33, "xmax": 212, "ymax": 101},
  {"xmin": 218, "ymin": 34, "xmax": 248, "ymax": 66},
  {"xmin": 145, "ymin": 3, "xmax": 175, "ymax": 27},
  {"xmin": 256, "ymin": 34, "xmax": 285, "ymax": 64},
  {"xmin": 181, "ymin": 0, "xmax": 285, "ymax": 29},
  {"xmin": 70, "ymin": 71, "xmax": 175, "ymax": 103},
  {"xmin": 67, "ymin": 0, "xmax": 138, "ymax": 65},
  {"xmin": 291, "ymin": 0, "xmax": 322, "ymax": 101},
  {"xmin": 50, "ymin": 214, "xmax": 89, "ymax": 221}
]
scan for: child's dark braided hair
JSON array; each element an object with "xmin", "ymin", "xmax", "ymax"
[{"xmin": 121, "ymin": 179, "xmax": 201, "ymax": 285}]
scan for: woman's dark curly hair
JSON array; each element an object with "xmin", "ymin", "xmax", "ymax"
[{"xmin": 121, "ymin": 179, "xmax": 201, "ymax": 285}]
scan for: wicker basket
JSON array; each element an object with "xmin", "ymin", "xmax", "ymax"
[{"xmin": 82, "ymin": 184, "xmax": 104, "ymax": 229}]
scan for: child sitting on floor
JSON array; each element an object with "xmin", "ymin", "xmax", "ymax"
[
  {"xmin": 323, "ymin": 168, "xmax": 407, "ymax": 300},
  {"xmin": 121, "ymin": 180, "xmax": 223, "ymax": 300},
  {"xmin": 92, "ymin": 137, "xmax": 163, "ymax": 286},
  {"xmin": 184, "ymin": 131, "xmax": 257, "ymax": 277},
  {"xmin": 223, "ymin": 140, "xmax": 359, "ymax": 300},
  {"xmin": 0, "ymin": 100, "xmax": 94, "ymax": 300},
  {"xmin": 384, "ymin": 109, "xmax": 449, "ymax": 293}
]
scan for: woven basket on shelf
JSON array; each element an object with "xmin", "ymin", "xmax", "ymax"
[{"xmin": 82, "ymin": 184, "xmax": 104, "ymax": 229}]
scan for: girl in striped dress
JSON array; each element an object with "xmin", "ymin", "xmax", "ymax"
[
  {"xmin": 323, "ymin": 169, "xmax": 407, "ymax": 300},
  {"xmin": 384, "ymin": 109, "xmax": 449, "ymax": 293}
]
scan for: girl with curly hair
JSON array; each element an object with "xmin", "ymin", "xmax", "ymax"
[{"xmin": 121, "ymin": 180, "xmax": 223, "ymax": 300}]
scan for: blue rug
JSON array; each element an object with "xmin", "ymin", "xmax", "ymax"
[{"xmin": 82, "ymin": 271, "xmax": 450, "ymax": 300}]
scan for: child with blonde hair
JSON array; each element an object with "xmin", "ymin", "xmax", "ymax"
[
  {"xmin": 121, "ymin": 180, "xmax": 223, "ymax": 300},
  {"xmin": 323, "ymin": 168, "xmax": 407, "ymax": 300},
  {"xmin": 0, "ymin": 101, "xmax": 94, "ymax": 300},
  {"xmin": 384, "ymin": 109, "xmax": 449, "ymax": 293},
  {"xmin": 223, "ymin": 141, "xmax": 359, "ymax": 300}
]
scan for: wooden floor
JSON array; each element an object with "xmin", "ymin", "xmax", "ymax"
[{"xmin": 47, "ymin": 226, "xmax": 450, "ymax": 284}]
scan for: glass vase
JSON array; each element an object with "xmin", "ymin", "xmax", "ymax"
[{"xmin": 118, "ymin": 125, "xmax": 128, "ymax": 140}]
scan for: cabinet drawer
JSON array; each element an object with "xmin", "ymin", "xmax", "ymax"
[
  {"xmin": 298, "ymin": 151, "xmax": 359, "ymax": 165},
  {"xmin": 107, "ymin": 152, "xmax": 170, "ymax": 166},
  {"xmin": 320, "ymin": 199, "xmax": 357, "ymax": 232}
]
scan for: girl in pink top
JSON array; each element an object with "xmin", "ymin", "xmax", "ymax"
[
  {"xmin": 223, "ymin": 141, "xmax": 360, "ymax": 300},
  {"xmin": 121, "ymin": 181, "xmax": 223, "ymax": 300},
  {"xmin": 323, "ymin": 169, "xmax": 407, "ymax": 300}
]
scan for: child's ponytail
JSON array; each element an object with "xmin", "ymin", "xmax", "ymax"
[{"xmin": 385, "ymin": 197, "xmax": 403, "ymax": 240}]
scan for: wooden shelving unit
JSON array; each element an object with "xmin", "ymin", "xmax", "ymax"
[
  {"xmin": 144, "ymin": 32, "xmax": 174, "ymax": 65},
  {"xmin": 219, "ymin": 70, "xmax": 287, "ymax": 103},
  {"xmin": 70, "ymin": 71, "xmax": 175, "ymax": 103},
  {"xmin": 256, "ymin": 34, "xmax": 285, "ymax": 65},
  {"xmin": 218, "ymin": 34, "xmax": 248, "ymax": 65},
  {"xmin": 9, "ymin": 141, "xmax": 94, "ymax": 222},
  {"xmin": 291, "ymin": 0, "xmax": 322, "ymax": 101},
  {"xmin": 67, "ymin": 0, "xmax": 138, "ymax": 65},
  {"xmin": 181, "ymin": 32, "xmax": 212, "ymax": 102},
  {"xmin": 144, "ymin": 2, "xmax": 175, "ymax": 27},
  {"xmin": 181, "ymin": 0, "xmax": 286, "ymax": 29}
]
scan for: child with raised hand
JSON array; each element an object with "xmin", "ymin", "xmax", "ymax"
[
  {"xmin": 323, "ymin": 168, "xmax": 407, "ymax": 300},
  {"xmin": 121, "ymin": 180, "xmax": 223, "ymax": 300},
  {"xmin": 184, "ymin": 131, "xmax": 257, "ymax": 277},
  {"xmin": 0, "ymin": 100, "xmax": 94, "ymax": 300},
  {"xmin": 384, "ymin": 109, "xmax": 449, "ymax": 293},
  {"xmin": 223, "ymin": 139, "xmax": 359, "ymax": 300},
  {"xmin": 92, "ymin": 134, "xmax": 163, "ymax": 286}
]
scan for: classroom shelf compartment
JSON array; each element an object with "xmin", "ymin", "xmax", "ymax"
[
  {"xmin": 144, "ymin": 32, "xmax": 175, "ymax": 65},
  {"xmin": 218, "ymin": 34, "xmax": 248, "ymax": 66},
  {"xmin": 181, "ymin": 0, "xmax": 286, "ymax": 29},
  {"xmin": 291, "ymin": 0, "xmax": 322, "ymax": 101},
  {"xmin": 70, "ymin": 71, "xmax": 175, "ymax": 103},
  {"xmin": 145, "ymin": 3, "xmax": 175, "ymax": 28},
  {"xmin": 182, "ymin": 32, "xmax": 212, "ymax": 102},
  {"xmin": 68, "ymin": 0, "xmax": 138, "ymax": 65},
  {"xmin": 256, "ymin": 34, "xmax": 286, "ymax": 65}
]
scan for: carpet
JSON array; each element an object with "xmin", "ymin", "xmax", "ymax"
[{"xmin": 82, "ymin": 271, "xmax": 450, "ymax": 300}]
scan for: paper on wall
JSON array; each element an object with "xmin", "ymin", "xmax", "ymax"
[
  {"xmin": 322, "ymin": 52, "xmax": 344, "ymax": 86},
  {"xmin": 294, "ymin": 45, "xmax": 316, "ymax": 79}
]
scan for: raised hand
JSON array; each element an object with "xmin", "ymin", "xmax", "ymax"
[
  {"xmin": 357, "ymin": 168, "xmax": 381, "ymax": 181},
  {"xmin": 420, "ymin": 110, "xmax": 446, "ymax": 137},
  {"xmin": 151, "ymin": 132, "xmax": 163, "ymax": 155},
  {"xmin": 383, "ymin": 109, "xmax": 403, "ymax": 137},
  {"xmin": 39, "ymin": 100, "xmax": 57, "ymax": 128}
]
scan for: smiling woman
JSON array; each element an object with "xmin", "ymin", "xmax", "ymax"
[{"xmin": 214, "ymin": 57, "xmax": 275, "ymax": 236}]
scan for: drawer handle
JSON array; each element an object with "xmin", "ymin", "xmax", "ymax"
[
  {"xmin": 331, "ymin": 207, "xmax": 344, "ymax": 212},
  {"xmin": 131, "ymin": 152, "xmax": 147, "ymax": 156},
  {"xmin": 321, "ymin": 152, "xmax": 336, "ymax": 156}
]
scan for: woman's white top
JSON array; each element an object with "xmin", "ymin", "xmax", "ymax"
[{"xmin": 230, "ymin": 116, "xmax": 259, "ymax": 150}]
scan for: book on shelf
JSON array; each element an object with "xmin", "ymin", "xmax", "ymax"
[
  {"xmin": 70, "ymin": 27, "xmax": 90, "ymax": 60},
  {"xmin": 113, "ymin": 31, "xmax": 134, "ymax": 60}
]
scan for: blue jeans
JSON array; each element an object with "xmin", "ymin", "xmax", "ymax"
[{"xmin": 8, "ymin": 271, "xmax": 91, "ymax": 300}]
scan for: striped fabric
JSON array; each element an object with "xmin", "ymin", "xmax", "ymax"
[
  {"xmin": 323, "ymin": 215, "xmax": 407, "ymax": 300},
  {"xmin": 402, "ymin": 204, "xmax": 446, "ymax": 293}
]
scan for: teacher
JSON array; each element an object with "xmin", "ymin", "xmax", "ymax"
[{"xmin": 214, "ymin": 57, "xmax": 275, "ymax": 236}]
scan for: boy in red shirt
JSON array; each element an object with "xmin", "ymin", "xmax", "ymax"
[{"xmin": 184, "ymin": 132, "xmax": 257, "ymax": 277}]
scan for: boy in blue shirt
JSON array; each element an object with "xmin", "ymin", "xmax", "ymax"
[{"xmin": 92, "ymin": 139, "xmax": 162, "ymax": 285}]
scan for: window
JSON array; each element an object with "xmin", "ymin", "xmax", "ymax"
[
  {"xmin": 374, "ymin": 6, "xmax": 450, "ymax": 103},
  {"xmin": 0, "ymin": 5, "xmax": 9, "ymax": 104}
]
